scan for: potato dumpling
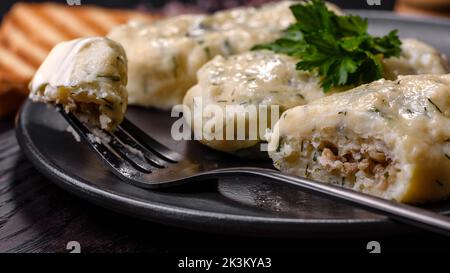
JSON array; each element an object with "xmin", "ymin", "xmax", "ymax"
[{"xmin": 107, "ymin": 1, "xmax": 331, "ymax": 109}]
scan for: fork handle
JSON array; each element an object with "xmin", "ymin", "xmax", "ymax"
[{"xmin": 208, "ymin": 167, "xmax": 450, "ymax": 236}]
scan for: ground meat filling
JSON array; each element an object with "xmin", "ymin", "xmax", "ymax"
[
  {"xmin": 315, "ymin": 140, "xmax": 397, "ymax": 191},
  {"xmin": 68, "ymin": 101, "xmax": 104, "ymax": 129}
]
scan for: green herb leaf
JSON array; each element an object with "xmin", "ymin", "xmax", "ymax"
[
  {"xmin": 97, "ymin": 75, "xmax": 121, "ymax": 82},
  {"xmin": 252, "ymin": 0, "xmax": 401, "ymax": 91},
  {"xmin": 427, "ymin": 98, "xmax": 443, "ymax": 114}
]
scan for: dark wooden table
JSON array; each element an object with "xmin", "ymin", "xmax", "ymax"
[{"xmin": 0, "ymin": 116, "xmax": 449, "ymax": 254}]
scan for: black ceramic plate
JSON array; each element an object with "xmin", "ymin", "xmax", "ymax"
[{"xmin": 16, "ymin": 11, "xmax": 450, "ymax": 237}]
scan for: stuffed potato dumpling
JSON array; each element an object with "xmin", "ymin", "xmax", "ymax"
[{"xmin": 268, "ymin": 74, "xmax": 450, "ymax": 203}]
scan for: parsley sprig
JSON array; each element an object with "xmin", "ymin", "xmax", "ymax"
[{"xmin": 253, "ymin": 0, "xmax": 402, "ymax": 91}]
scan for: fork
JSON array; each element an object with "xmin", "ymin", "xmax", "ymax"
[{"xmin": 57, "ymin": 106, "xmax": 450, "ymax": 237}]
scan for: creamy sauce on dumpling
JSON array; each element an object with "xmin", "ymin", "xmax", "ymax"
[
  {"xmin": 30, "ymin": 37, "xmax": 105, "ymax": 92},
  {"xmin": 107, "ymin": 1, "xmax": 298, "ymax": 109}
]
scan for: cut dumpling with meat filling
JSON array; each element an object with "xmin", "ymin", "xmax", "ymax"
[
  {"xmin": 29, "ymin": 37, "xmax": 128, "ymax": 131},
  {"xmin": 183, "ymin": 39, "xmax": 449, "ymax": 154},
  {"xmin": 108, "ymin": 1, "xmax": 343, "ymax": 110},
  {"xmin": 268, "ymin": 74, "xmax": 450, "ymax": 203}
]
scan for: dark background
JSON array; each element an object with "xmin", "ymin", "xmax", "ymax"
[{"xmin": 0, "ymin": 0, "xmax": 397, "ymax": 19}]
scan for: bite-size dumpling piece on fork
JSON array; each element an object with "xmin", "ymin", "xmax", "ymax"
[
  {"xmin": 268, "ymin": 74, "xmax": 450, "ymax": 203},
  {"xmin": 29, "ymin": 37, "xmax": 128, "ymax": 131}
]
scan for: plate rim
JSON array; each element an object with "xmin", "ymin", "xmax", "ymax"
[
  {"xmin": 17, "ymin": 100, "xmax": 411, "ymax": 236},
  {"xmin": 349, "ymin": 9, "xmax": 450, "ymax": 27}
]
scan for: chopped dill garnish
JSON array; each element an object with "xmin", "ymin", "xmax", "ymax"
[
  {"xmin": 296, "ymin": 93, "xmax": 305, "ymax": 99},
  {"xmin": 172, "ymin": 56, "xmax": 178, "ymax": 78},
  {"xmin": 427, "ymin": 98, "xmax": 442, "ymax": 114},
  {"xmin": 97, "ymin": 75, "xmax": 121, "ymax": 81},
  {"xmin": 203, "ymin": 46, "xmax": 211, "ymax": 58},
  {"xmin": 222, "ymin": 39, "xmax": 234, "ymax": 55},
  {"xmin": 101, "ymin": 98, "xmax": 113, "ymax": 105},
  {"xmin": 276, "ymin": 137, "xmax": 285, "ymax": 153},
  {"xmin": 368, "ymin": 107, "xmax": 380, "ymax": 113}
]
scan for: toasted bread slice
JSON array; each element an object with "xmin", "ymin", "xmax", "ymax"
[{"xmin": 0, "ymin": 2, "xmax": 159, "ymax": 117}]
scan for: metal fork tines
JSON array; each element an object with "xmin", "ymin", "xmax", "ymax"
[{"xmin": 57, "ymin": 106, "xmax": 190, "ymax": 187}]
